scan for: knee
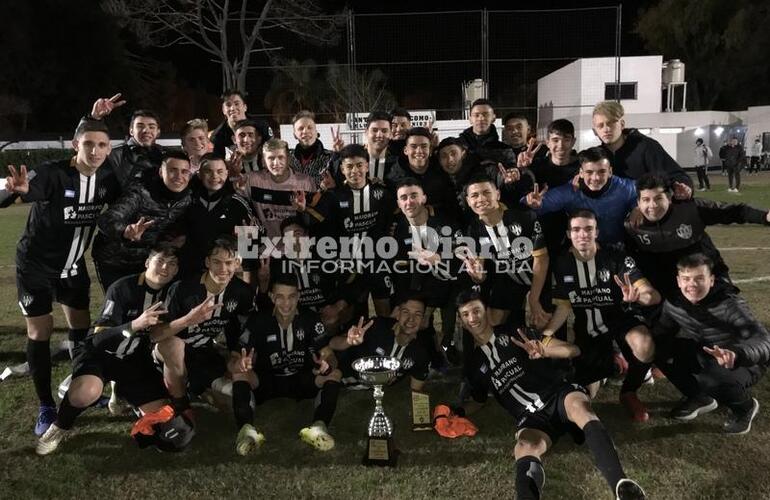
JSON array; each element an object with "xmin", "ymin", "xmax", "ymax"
[
  {"xmin": 26, "ymin": 316, "xmax": 53, "ymax": 341},
  {"xmin": 68, "ymin": 378, "xmax": 103, "ymax": 408},
  {"xmin": 514, "ymin": 433, "xmax": 548, "ymax": 459},
  {"xmin": 627, "ymin": 330, "xmax": 655, "ymax": 363}
]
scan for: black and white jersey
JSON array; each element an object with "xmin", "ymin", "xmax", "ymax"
[
  {"xmin": 347, "ymin": 317, "xmax": 430, "ymax": 382},
  {"xmin": 226, "ymin": 147, "xmax": 261, "ymax": 174},
  {"xmin": 239, "ymin": 309, "xmax": 328, "ymax": 376},
  {"xmin": 7, "ymin": 159, "xmax": 121, "ymax": 278},
  {"xmin": 271, "ymin": 256, "xmax": 339, "ymax": 310},
  {"xmin": 465, "ymin": 206, "xmax": 547, "ymax": 287},
  {"xmin": 467, "ymin": 327, "xmax": 567, "ymax": 418},
  {"xmin": 308, "ymin": 182, "xmax": 396, "ymax": 243},
  {"xmin": 551, "ymin": 247, "xmax": 645, "ymax": 342},
  {"xmin": 164, "ymin": 274, "xmax": 255, "ymax": 349},
  {"xmin": 88, "ymin": 273, "xmax": 174, "ymax": 360}
]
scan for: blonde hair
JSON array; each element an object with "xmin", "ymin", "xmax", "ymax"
[
  {"xmin": 180, "ymin": 118, "xmax": 208, "ymax": 139},
  {"xmin": 592, "ymin": 101, "xmax": 625, "ymax": 121},
  {"xmin": 262, "ymin": 138, "xmax": 289, "ymax": 154}
]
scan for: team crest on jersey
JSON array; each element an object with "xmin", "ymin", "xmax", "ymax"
[
  {"xmin": 624, "ymin": 256, "xmax": 636, "ymax": 269},
  {"xmin": 270, "ymin": 352, "xmax": 280, "ymax": 366},
  {"xmin": 63, "ymin": 207, "xmax": 77, "ymax": 220},
  {"xmin": 676, "ymin": 223, "xmax": 693, "ymax": 239},
  {"xmin": 598, "ymin": 268, "xmax": 611, "ymax": 282},
  {"xmin": 509, "ymin": 223, "xmax": 522, "ymax": 236},
  {"xmin": 21, "ymin": 294, "xmax": 33, "ymax": 308},
  {"xmin": 372, "ymin": 188, "xmax": 383, "ymax": 200},
  {"xmin": 311, "ymin": 274, "xmax": 321, "ymax": 285},
  {"xmin": 98, "ymin": 186, "xmax": 107, "ymax": 199},
  {"xmin": 497, "ymin": 335, "xmax": 510, "ymax": 347},
  {"xmin": 343, "ymin": 217, "xmax": 354, "ymax": 231},
  {"xmin": 295, "ymin": 328, "xmax": 305, "ymax": 341},
  {"xmin": 314, "ymin": 322, "xmax": 324, "ymax": 335},
  {"xmin": 401, "ymin": 358, "xmax": 414, "ymax": 370},
  {"xmin": 533, "ymin": 221, "xmax": 542, "ymax": 233},
  {"xmin": 225, "ymin": 299, "xmax": 238, "ymax": 313}
]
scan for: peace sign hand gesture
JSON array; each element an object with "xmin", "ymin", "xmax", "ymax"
[
  {"xmin": 312, "ymin": 352, "xmax": 331, "ymax": 376},
  {"xmin": 90, "ymin": 93, "xmax": 126, "ymax": 120},
  {"xmin": 346, "ymin": 316, "xmax": 375, "ymax": 346},
  {"xmin": 331, "ymin": 126, "xmax": 344, "ymax": 152},
  {"xmin": 517, "ymin": 138, "xmax": 543, "ymax": 169},
  {"xmin": 498, "ymin": 163, "xmax": 521, "ymax": 184},
  {"xmin": 4, "ymin": 164, "xmax": 29, "ymax": 194},
  {"xmin": 525, "ymin": 183, "xmax": 548, "ymax": 209},
  {"xmin": 703, "ymin": 345, "xmax": 737, "ymax": 369},
  {"xmin": 511, "ymin": 328, "xmax": 546, "ymax": 359},
  {"xmin": 462, "ymin": 254, "xmax": 486, "ymax": 283},
  {"xmin": 320, "ymin": 169, "xmax": 336, "ymax": 191},
  {"xmin": 123, "ymin": 216, "xmax": 155, "ymax": 242},
  {"xmin": 233, "ymin": 348, "xmax": 255, "ymax": 373},
  {"xmin": 613, "ymin": 273, "xmax": 640, "ymax": 303},
  {"xmin": 131, "ymin": 301, "xmax": 168, "ymax": 332},
  {"xmin": 290, "ymin": 190, "xmax": 306, "ymax": 212}
]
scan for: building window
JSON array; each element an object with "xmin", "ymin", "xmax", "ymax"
[{"xmin": 604, "ymin": 82, "xmax": 637, "ymax": 100}]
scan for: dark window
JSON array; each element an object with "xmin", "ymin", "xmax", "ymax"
[{"xmin": 604, "ymin": 82, "xmax": 637, "ymax": 100}]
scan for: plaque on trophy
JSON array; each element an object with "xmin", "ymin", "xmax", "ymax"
[
  {"xmin": 353, "ymin": 356, "xmax": 401, "ymax": 466},
  {"xmin": 411, "ymin": 391, "xmax": 432, "ymax": 431}
]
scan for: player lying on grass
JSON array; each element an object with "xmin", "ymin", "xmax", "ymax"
[{"xmin": 457, "ymin": 290, "xmax": 646, "ymax": 500}]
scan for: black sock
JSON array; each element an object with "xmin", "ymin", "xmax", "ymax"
[
  {"xmin": 583, "ymin": 420, "xmax": 625, "ymax": 492},
  {"xmin": 621, "ymin": 359, "xmax": 651, "ymax": 394},
  {"xmin": 27, "ymin": 339, "xmax": 55, "ymax": 407},
  {"xmin": 56, "ymin": 393, "xmax": 86, "ymax": 430},
  {"xmin": 67, "ymin": 328, "xmax": 89, "ymax": 359},
  {"xmin": 171, "ymin": 395, "xmax": 191, "ymax": 413},
  {"xmin": 232, "ymin": 381, "xmax": 254, "ymax": 429},
  {"xmin": 515, "ymin": 455, "xmax": 545, "ymax": 500},
  {"xmin": 727, "ymin": 397, "xmax": 754, "ymax": 414},
  {"xmin": 313, "ymin": 380, "xmax": 341, "ymax": 426}
]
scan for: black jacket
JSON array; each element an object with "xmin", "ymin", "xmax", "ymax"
[
  {"xmin": 386, "ymin": 158, "xmax": 460, "ymax": 221},
  {"xmin": 603, "ymin": 128, "xmax": 691, "ymax": 187},
  {"xmin": 459, "ymin": 125, "xmax": 517, "ymax": 169},
  {"xmin": 107, "ymin": 138, "xmax": 164, "ymax": 190},
  {"xmin": 290, "ymin": 140, "xmax": 333, "ymax": 188}
]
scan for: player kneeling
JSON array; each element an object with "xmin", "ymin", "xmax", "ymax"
[
  {"xmin": 229, "ymin": 274, "xmax": 341, "ymax": 455},
  {"xmin": 37, "ymin": 245, "xmax": 193, "ymax": 455},
  {"xmin": 456, "ymin": 290, "xmax": 645, "ymax": 500}
]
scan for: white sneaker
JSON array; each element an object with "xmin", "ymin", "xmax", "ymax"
[
  {"xmin": 235, "ymin": 423, "xmax": 264, "ymax": 456},
  {"xmin": 36, "ymin": 423, "xmax": 68, "ymax": 455},
  {"xmin": 108, "ymin": 382, "xmax": 129, "ymax": 415},
  {"xmin": 299, "ymin": 421, "xmax": 335, "ymax": 451},
  {"xmin": 616, "ymin": 478, "xmax": 646, "ymax": 499}
]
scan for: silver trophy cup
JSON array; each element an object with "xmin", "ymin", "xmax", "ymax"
[{"xmin": 353, "ymin": 356, "xmax": 401, "ymax": 466}]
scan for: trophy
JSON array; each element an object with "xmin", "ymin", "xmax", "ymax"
[{"xmin": 353, "ymin": 356, "xmax": 401, "ymax": 466}]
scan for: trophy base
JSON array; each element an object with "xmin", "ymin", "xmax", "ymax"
[{"xmin": 362, "ymin": 436, "xmax": 399, "ymax": 467}]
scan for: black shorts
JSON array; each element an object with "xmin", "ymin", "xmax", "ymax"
[
  {"xmin": 572, "ymin": 315, "xmax": 647, "ymax": 386},
  {"xmin": 516, "ymin": 383, "xmax": 588, "ymax": 445},
  {"xmin": 253, "ymin": 370, "xmax": 320, "ymax": 404},
  {"xmin": 16, "ymin": 267, "xmax": 90, "ymax": 317},
  {"xmin": 183, "ymin": 344, "xmax": 227, "ymax": 395},
  {"xmin": 72, "ymin": 344, "xmax": 167, "ymax": 407}
]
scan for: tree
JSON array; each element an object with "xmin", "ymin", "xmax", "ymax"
[
  {"xmin": 102, "ymin": 0, "xmax": 344, "ymax": 93},
  {"xmin": 322, "ymin": 62, "xmax": 397, "ymax": 122},
  {"xmin": 636, "ymin": 0, "xmax": 770, "ymax": 110},
  {"xmin": 264, "ymin": 59, "xmax": 327, "ymax": 123}
]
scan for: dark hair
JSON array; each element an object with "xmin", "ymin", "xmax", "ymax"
[
  {"xmin": 221, "ymin": 89, "xmax": 247, "ymax": 101},
  {"xmin": 502, "ymin": 112, "xmax": 528, "ymax": 124},
  {"xmin": 404, "ymin": 127, "xmax": 432, "ymax": 142},
  {"xmin": 547, "ymin": 119, "xmax": 575, "ymax": 138},
  {"xmin": 161, "ymin": 150, "xmax": 191, "ymax": 167},
  {"xmin": 677, "ymin": 253, "xmax": 714, "ymax": 272},
  {"xmin": 339, "ymin": 144, "xmax": 370, "ymax": 162},
  {"xmin": 577, "ymin": 146, "xmax": 611, "ymax": 165},
  {"xmin": 280, "ymin": 215, "xmax": 309, "ymax": 234},
  {"xmin": 233, "ymin": 119, "xmax": 260, "ymax": 134},
  {"xmin": 455, "ymin": 288, "xmax": 484, "ymax": 308},
  {"xmin": 437, "ymin": 136, "xmax": 467, "ymax": 152},
  {"xmin": 695, "ymin": 138, "xmax": 704, "ymax": 145},
  {"xmin": 470, "ymin": 98, "xmax": 493, "ymax": 111},
  {"xmin": 394, "ymin": 291, "xmax": 427, "ymax": 309},
  {"xmin": 366, "ymin": 111, "xmax": 392, "ymax": 128},
  {"xmin": 271, "ymin": 273, "xmax": 299, "ymax": 290},
  {"xmin": 464, "ymin": 173, "xmax": 496, "ymax": 191},
  {"xmin": 74, "ymin": 118, "xmax": 110, "ymax": 140},
  {"xmin": 148, "ymin": 242, "xmax": 179, "ymax": 259},
  {"xmin": 394, "ymin": 177, "xmax": 424, "ymax": 192},
  {"xmin": 208, "ymin": 235, "xmax": 239, "ymax": 258},
  {"xmin": 198, "ymin": 153, "xmax": 226, "ymax": 172},
  {"xmin": 635, "ymin": 174, "xmax": 671, "ymax": 196},
  {"xmin": 567, "ymin": 208, "xmax": 598, "ymax": 224},
  {"xmin": 130, "ymin": 109, "xmax": 160, "ymax": 128},
  {"xmin": 390, "ymin": 107, "xmax": 412, "ymax": 121},
  {"xmin": 292, "ymin": 109, "xmax": 315, "ymax": 124}
]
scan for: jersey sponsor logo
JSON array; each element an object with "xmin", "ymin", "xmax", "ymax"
[
  {"xmin": 624, "ymin": 256, "xmax": 636, "ymax": 269},
  {"xmin": 509, "ymin": 223, "xmax": 522, "ymax": 236},
  {"xmin": 676, "ymin": 223, "xmax": 693, "ymax": 239},
  {"xmin": 598, "ymin": 268, "xmax": 611, "ymax": 282},
  {"xmin": 63, "ymin": 206, "xmax": 77, "ymax": 220},
  {"xmin": 267, "ymin": 334, "xmax": 277, "ymax": 342},
  {"xmin": 64, "ymin": 189, "xmax": 76, "ymax": 198},
  {"xmin": 225, "ymin": 299, "xmax": 238, "ymax": 313},
  {"xmin": 564, "ymin": 275, "xmax": 575, "ymax": 283}
]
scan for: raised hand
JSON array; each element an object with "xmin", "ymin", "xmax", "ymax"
[
  {"xmin": 525, "ymin": 183, "xmax": 548, "ymax": 209},
  {"xmin": 123, "ymin": 216, "xmax": 154, "ymax": 242},
  {"xmin": 614, "ymin": 272, "xmax": 640, "ymax": 303},
  {"xmin": 320, "ymin": 168, "xmax": 336, "ymax": 191},
  {"xmin": 290, "ymin": 190, "xmax": 306, "ymax": 212},
  {"xmin": 90, "ymin": 93, "xmax": 126, "ymax": 120},
  {"xmin": 511, "ymin": 328, "xmax": 546, "ymax": 359},
  {"xmin": 703, "ymin": 345, "xmax": 736, "ymax": 369},
  {"xmin": 517, "ymin": 138, "xmax": 543, "ymax": 169},
  {"xmin": 427, "ymin": 119, "xmax": 439, "ymax": 148},
  {"xmin": 233, "ymin": 348, "xmax": 254, "ymax": 373},
  {"xmin": 331, "ymin": 126, "xmax": 344, "ymax": 152},
  {"xmin": 498, "ymin": 162, "xmax": 521, "ymax": 184},
  {"xmin": 226, "ymin": 150, "xmax": 244, "ymax": 177},
  {"xmin": 462, "ymin": 254, "xmax": 486, "ymax": 283},
  {"xmin": 312, "ymin": 352, "xmax": 331, "ymax": 376},
  {"xmin": 186, "ymin": 295, "xmax": 217, "ymax": 326},
  {"xmin": 5, "ymin": 164, "xmax": 29, "ymax": 194},
  {"xmin": 672, "ymin": 181, "xmax": 693, "ymax": 201},
  {"xmin": 131, "ymin": 301, "xmax": 168, "ymax": 332},
  {"xmin": 346, "ymin": 316, "xmax": 374, "ymax": 346},
  {"xmin": 407, "ymin": 248, "xmax": 441, "ymax": 266}
]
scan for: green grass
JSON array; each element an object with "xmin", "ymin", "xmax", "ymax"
[{"xmin": 1, "ymin": 173, "xmax": 770, "ymax": 499}]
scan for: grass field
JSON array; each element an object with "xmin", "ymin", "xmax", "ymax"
[{"xmin": 1, "ymin": 172, "xmax": 770, "ymax": 499}]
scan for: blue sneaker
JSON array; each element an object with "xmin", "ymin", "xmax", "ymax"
[{"xmin": 35, "ymin": 405, "xmax": 58, "ymax": 436}]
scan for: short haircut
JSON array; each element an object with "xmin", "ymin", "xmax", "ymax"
[
  {"xmin": 695, "ymin": 138, "xmax": 704, "ymax": 145},
  {"xmin": 280, "ymin": 215, "xmax": 309, "ymax": 234},
  {"xmin": 394, "ymin": 291, "xmax": 427, "ymax": 309},
  {"xmin": 233, "ymin": 118, "xmax": 260, "ymax": 134},
  {"xmin": 148, "ymin": 242, "xmax": 179, "ymax": 259},
  {"xmin": 208, "ymin": 235, "xmax": 239, "ymax": 257},
  {"xmin": 366, "ymin": 111, "xmax": 392, "ymax": 128},
  {"xmin": 394, "ymin": 177, "xmax": 424, "ymax": 192},
  {"xmin": 635, "ymin": 173, "xmax": 670, "ymax": 195},
  {"xmin": 455, "ymin": 288, "xmax": 484, "ymax": 309},
  {"xmin": 547, "ymin": 119, "xmax": 575, "ymax": 138},
  {"xmin": 437, "ymin": 136, "xmax": 467, "ymax": 152},
  {"xmin": 592, "ymin": 100, "xmax": 625, "ymax": 120},
  {"xmin": 262, "ymin": 138, "xmax": 288, "ymax": 154},
  {"xmin": 180, "ymin": 118, "xmax": 208, "ymax": 139},
  {"xmin": 677, "ymin": 253, "xmax": 714, "ymax": 272},
  {"xmin": 502, "ymin": 112, "xmax": 528, "ymax": 124},
  {"xmin": 221, "ymin": 89, "xmax": 247, "ymax": 101},
  {"xmin": 567, "ymin": 208, "xmax": 598, "ymax": 225},
  {"xmin": 161, "ymin": 150, "xmax": 191, "ymax": 167},
  {"xmin": 292, "ymin": 110, "xmax": 316, "ymax": 125},
  {"xmin": 470, "ymin": 98, "xmax": 493, "ymax": 111},
  {"xmin": 271, "ymin": 273, "xmax": 299, "ymax": 290},
  {"xmin": 578, "ymin": 146, "xmax": 611, "ymax": 165},
  {"xmin": 390, "ymin": 107, "xmax": 412, "ymax": 121},
  {"xmin": 464, "ymin": 173, "xmax": 496, "ymax": 190},
  {"xmin": 404, "ymin": 127, "xmax": 432, "ymax": 142},
  {"xmin": 339, "ymin": 144, "xmax": 369, "ymax": 162},
  {"xmin": 74, "ymin": 118, "xmax": 110, "ymax": 140},
  {"xmin": 198, "ymin": 153, "xmax": 226, "ymax": 172},
  {"xmin": 130, "ymin": 109, "xmax": 160, "ymax": 127}
]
